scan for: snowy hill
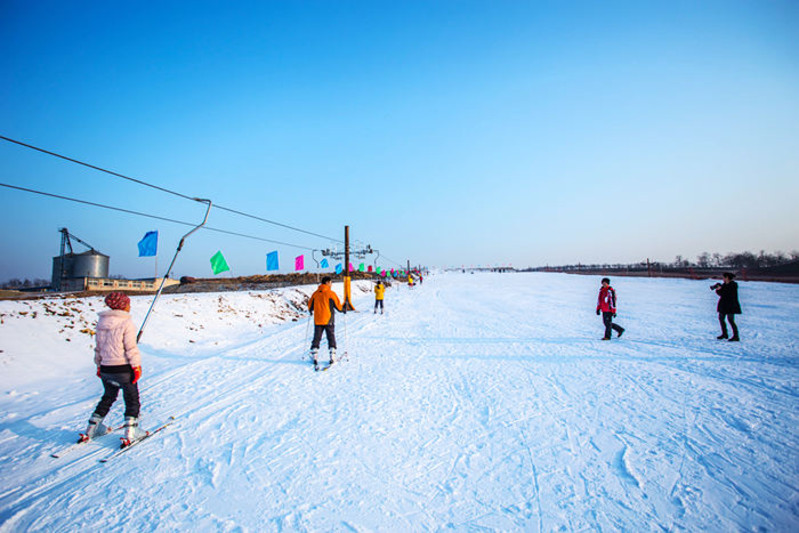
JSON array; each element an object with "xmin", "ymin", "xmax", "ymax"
[{"xmin": 1, "ymin": 273, "xmax": 797, "ymax": 531}]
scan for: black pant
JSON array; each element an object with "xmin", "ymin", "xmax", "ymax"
[
  {"xmin": 602, "ymin": 312, "xmax": 624, "ymax": 339},
  {"xmin": 311, "ymin": 324, "xmax": 336, "ymax": 350},
  {"xmin": 719, "ymin": 313, "xmax": 739, "ymax": 338},
  {"xmin": 94, "ymin": 368, "xmax": 140, "ymax": 418},
  {"xmin": 374, "ymin": 300, "xmax": 384, "ymax": 311}
]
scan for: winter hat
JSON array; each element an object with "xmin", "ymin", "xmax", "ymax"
[{"xmin": 104, "ymin": 291, "xmax": 130, "ymax": 310}]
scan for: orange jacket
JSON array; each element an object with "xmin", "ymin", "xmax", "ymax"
[{"xmin": 308, "ymin": 283, "xmax": 343, "ymax": 325}]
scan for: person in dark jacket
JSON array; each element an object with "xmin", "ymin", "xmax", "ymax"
[
  {"xmin": 596, "ymin": 277, "xmax": 625, "ymax": 340},
  {"xmin": 712, "ymin": 272, "xmax": 742, "ymax": 341}
]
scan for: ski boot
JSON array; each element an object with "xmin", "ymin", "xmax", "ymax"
[
  {"xmin": 329, "ymin": 347, "xmax": 336, "ymax": 366},
  {"xmin": 311, "ymin": 348, "xmax": 320, "ymax": 371},
  {"xmin": 120, "ymin": 416, "xmax": 147, "ymax": 448},
  {"xmin": 78, "ymin": 413, "xmax": 108, "ymax": 443}
]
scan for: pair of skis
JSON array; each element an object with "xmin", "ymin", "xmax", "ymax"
[
  {"xmin": 100, "ymin": 417, "xmax": 176, "ymax": 463},
  {"xmin": 50, "ymin": 416, "xmax": 175, "ymax": 462},
  {"xmin": 314, "ymin": 359, "xmax": 336, "ymax": 372}
]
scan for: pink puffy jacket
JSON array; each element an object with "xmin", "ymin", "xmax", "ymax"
[{"xmin": 94, "ymin": 310, "xmax": 141, "ymax": 367}]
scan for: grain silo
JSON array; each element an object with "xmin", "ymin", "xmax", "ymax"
[{"xmin": 51, "ymin": 228, "xmax": 109, "ymax": 291}]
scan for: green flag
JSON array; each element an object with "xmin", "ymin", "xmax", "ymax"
[
  {"xmin": 358, "ymin": 262, "xmax": 365, "ymax": 272},
  {"xmin": 210, "ymin": 251, "xmax": 230, "ymax": 275}
]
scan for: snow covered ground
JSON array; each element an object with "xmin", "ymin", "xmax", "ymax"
[{"xmin": 0, "ymin": 272, "xmax": 797, "ymax": 532}]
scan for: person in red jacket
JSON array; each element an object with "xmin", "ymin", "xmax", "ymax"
[
  {"xmin": 308, "ymin": 276, "xmax": 344, "ymax": 370},
  {"xmin": 596, "ymin": 277, "xmax": 625, "ymax": 340}
]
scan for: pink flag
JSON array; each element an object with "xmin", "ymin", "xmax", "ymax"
[{"xmin": 295, "ymin": 255, "xmax": 304, "ymax": 271}]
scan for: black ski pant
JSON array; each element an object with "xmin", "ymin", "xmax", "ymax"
[
  {"xmin": 374, "ymin": 299, "xmax": 384, "ymax": 312},
  {"xmin": 719, "ymin": 313, "xmax": 739, "ymax": 338},
  {"xmin": 94, "ymin": 366, "xmax": 140, "ymax": 418},
  {"xmin": 311, "ymin": 324, "xmax": 336, "ymax": 350},
  {"xmin": 602, "ymin": 312, "xmax": 624, "ymax": 339}
]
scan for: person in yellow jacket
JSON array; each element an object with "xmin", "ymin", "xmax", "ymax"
[
  {"xmin": 308, "ymin": 276, "xmax": 344, "ymax": 369},
  {"xmin": 374, "ymin": 280, "xmax": 386, "ymax": 314}
]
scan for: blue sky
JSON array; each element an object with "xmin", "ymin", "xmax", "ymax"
[{"xmin": 1, "ymin": 0, "xmax": 797, "ymax": 281}]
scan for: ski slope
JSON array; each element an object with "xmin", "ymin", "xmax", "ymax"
[{"xmin": 1, "ymin": 272, "xmax": 798, "ymax": 531}]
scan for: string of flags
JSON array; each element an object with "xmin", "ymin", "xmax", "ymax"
[{"xmin": 136, "ymin": 231, "xmax": 402, "ymax": 277}]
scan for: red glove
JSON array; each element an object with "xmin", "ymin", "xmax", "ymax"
[
  {"xmin": 132, "ymin": 366, "xmax": 142, "ymax": 383},
  {"xmin": 96, "ymin": 366, "xmax": 101, "ymax": 378}
]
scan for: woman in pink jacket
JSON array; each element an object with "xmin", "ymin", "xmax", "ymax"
[{"xmin": 80, "ymin": 292, "xmax": 146, "ymax": 446}]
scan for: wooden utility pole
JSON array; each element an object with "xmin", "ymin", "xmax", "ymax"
[{"xmin": 344, "ymin": 225, "xmax": 354, "ymax": 310}]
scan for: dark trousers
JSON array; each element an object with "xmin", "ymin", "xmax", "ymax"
[
  {"xmin": 602, "ymin": 312, "xmax": 624, "ymax": 339},
  {"xmin": 94, "ymin": 369, "xmax": 140, "ymax": 418},
  {"xmin": 311, "ymin": 324, "xmax": 336, "ymax": 350},
  {"xmin": 719, "ymin": 313, "xmax": 739, "ymax": 338},
  {"xmin": 374, "ymin": 300, "xmax": 384, "ymax": 311}
]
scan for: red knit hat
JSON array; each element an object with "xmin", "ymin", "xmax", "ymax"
[{"xmin": 104, "ymin": 291, "xmax": 130, "ymax": 310}]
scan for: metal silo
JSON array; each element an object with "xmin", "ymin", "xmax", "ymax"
[{"xmin": 71, "ymin": 250, "xmax": 110, "ymax": 278}]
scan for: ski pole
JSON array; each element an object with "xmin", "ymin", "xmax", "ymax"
[
  {"xmin": 137, "ymin": 199, "xmax": 212, "ymax": 342},
  {"xmin": 303, "ymin": 313, "xmax": 312, "ymax": 359},
  {"xmin": 343, "ymin": 307, "xmax": 349, "ymax": 361}
]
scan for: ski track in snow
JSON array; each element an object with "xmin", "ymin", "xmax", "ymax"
[{"xmin": 1, "ymin": 273, "xmax": 798, "ymax": 531}]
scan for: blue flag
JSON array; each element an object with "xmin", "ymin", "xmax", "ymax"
[
  {"xmin": 137, "ymin": 231, "xmax": 158, "ymax": 257},
  {"xmin": 266, "ymin": 251, "xmax": 279, "ymax": 271},
  {"xmin": 321, "ymin": 258, "xmax": 329, "ymax": 269},
  {"xmin": 335, "ymin": 263, "xmax": 343, "ymax": 274}
]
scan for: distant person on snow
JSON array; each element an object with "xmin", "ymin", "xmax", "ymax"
[
  {"xmin": 374, "ymin": 280, "xmax": 386, "ymax": 314},
  {"xmin": 308, "ymin": 276, "xmax": 344, "ymax": 370},
  {"xmin": 596, "ymin": 277, "xmax": 625, "ymax": 340},
  {"xmin": 81, "ymin": 292, "xmax": 147, "ymax": 446},
  {"xmin": 712, "ymin": 272, "xmax": 741, "ymax": 341}
]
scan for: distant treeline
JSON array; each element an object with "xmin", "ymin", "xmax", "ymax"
[
  {"xmin": 0, "ymin": 278, "xmax": 49, "ymax": 290},
  {"xmin": 529, "ymin": 250, "xmax": 799, "ymax": 274}
]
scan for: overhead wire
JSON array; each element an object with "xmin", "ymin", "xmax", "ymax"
[
  {"xmin": 1, "ymin": 134, "xmax": 411, "ymax": 265},
  {"xmin": 0, "ymin": 134, "xmax": 343, "ymax": 243},
  {"xmin": 0, "ymin": 182, "xmax": 314, "ymax": 250}
]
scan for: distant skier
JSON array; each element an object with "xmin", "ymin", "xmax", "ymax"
[
  {"xmin": 596, "ymin": 277, "xmax": 625, "ymax": 340},
  {"xmin": 308, "ymin": 276, "xmax": 344, "ymax": 370},
  {"xmin": 81, "ymin": 292, "xmax": 146, "ymax": 446},
  {"xmin": 711, "ymin": 272, "xmax": 741, "ymax": 341},
  {"xmin": 374, "ymin": 280, "xmax": 385, "ymax": 314}
]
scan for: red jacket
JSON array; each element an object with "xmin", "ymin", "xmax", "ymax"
[{"xmin": 597, "ymin": 286, "xmax": 617, "ymax": 313}]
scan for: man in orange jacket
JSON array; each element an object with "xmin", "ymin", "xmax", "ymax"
[{"xmin": 308, "ymin": 276, "xmax": 344, "ymax": 370}]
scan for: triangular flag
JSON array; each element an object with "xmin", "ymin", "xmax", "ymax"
[
  {"xmin": 137, "ymin": 231, "xmax": 158, "ymax": 257},
  {"xmin": 358, "ymin": 263, "xmax": 365, "ymax": 272},
  {"xmin": 210, "ymin": 251, "xmax": 230, "ymax": 275},
  {"xmin": 266, "ymin": 251, "xmax": 279, "ymax": 271},
  {"xmin": 295, "ymin": 255, "xmax": 305, "ymax": 271},
  {"xmin": 335, "ymin": 263, "xmax": 343, "ymax": 274},
  {"xmin": 321, "ymin": 258, "xmax": 329, "ymax": 269}
]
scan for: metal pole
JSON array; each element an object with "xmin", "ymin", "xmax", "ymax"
[{"xmin": 137, "ymin": 199, "xmax": 212, "ymax": 342}]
